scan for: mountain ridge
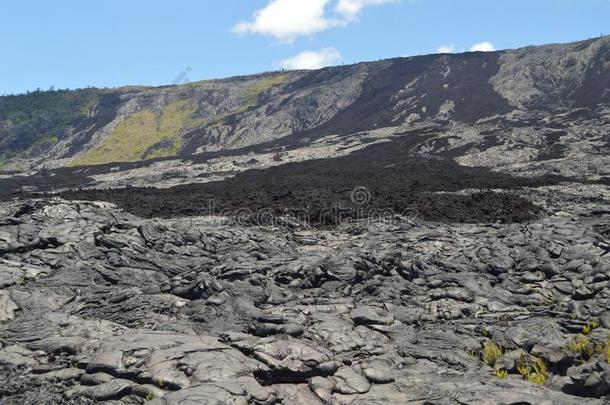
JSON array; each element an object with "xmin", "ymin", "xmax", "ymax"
[{"xmin": 1, "ymin": 35, "xmax": 608, "ymax": 175}]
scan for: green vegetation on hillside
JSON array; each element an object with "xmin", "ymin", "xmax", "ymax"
[
  {"xmin": 68, "ymin": 100, "xmax": 199, "ymax": 166},
  {"xmin": 0, "ymin": 73, "xmax": 292, "ymax": 168},
  {"xmin": 242, "ymin": 74, "xmax": 290, "ymax": 109},
  {"xmin": 210, "ymin": 73, "xmax": 291, "ymax": 128},
  {"xmin": 0, "ymin": 88, "xmax": 106, "ymax": 161}
]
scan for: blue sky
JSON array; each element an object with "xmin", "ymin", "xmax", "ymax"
[{"xmin": 1, "ymin": 0, "xmax": 609, "ymax": 95}]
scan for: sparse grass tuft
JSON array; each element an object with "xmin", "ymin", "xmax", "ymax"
[
  {"xmin": 494, "ymin": 368, "xmax": 509, "ymax": 379},
  {"xmin": 517, "ymin": 356, "xmax": 548, "ymax": 385},
  {"xmin": 482, "ymin": 342, "xmax": 503, "ymax": 367},
  {"xmin": 582, "ymin": 320, "xmax": 599, "ymax": 335},
  {"xmin": 565, "ymin": 334, "xmax": 593, "ymax": 359}
]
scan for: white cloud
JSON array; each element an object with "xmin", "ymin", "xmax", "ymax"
[
  {"xmin": 233, "ymin": 0, "xmax": 398, "ymax": 42},
  {"xmin": 335, "ymin": 0, "xmax": 398, "ymax": 20},
  {"xmin": 437, "ymin": 44, "xmax": 455, "ymax": 54},
  {"xmin": 276, "ymin": 47, "xmax": 343, "ymax": 70},
  {"xmin": 233, "ymin": 0, "xmax": 337, "ymax": 42},
  {"xmin": 470, "ymin": 41, "xmax": 496, "ymax": 52}
]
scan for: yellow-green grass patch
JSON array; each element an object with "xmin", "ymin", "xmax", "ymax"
[{"xmin": 68, "ymin": 100, "xmax": 198, "ymax": 166}]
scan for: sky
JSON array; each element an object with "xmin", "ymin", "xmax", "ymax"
[{"xmin": 1, "ymin": 0, "xmax": 609, "ymax": 95}]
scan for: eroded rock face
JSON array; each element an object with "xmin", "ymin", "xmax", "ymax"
[
  {"xmin": 0, "ymin": 190, "xmax": 609, "ymax": 404},
  {"xmin": 491, "ymin": 36, "xmax": 610, "ymax": 110}
]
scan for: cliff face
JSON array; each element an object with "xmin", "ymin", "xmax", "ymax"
[{"xmin": 1, "ymin": 36, "xmax": 608, "ymax": 173}]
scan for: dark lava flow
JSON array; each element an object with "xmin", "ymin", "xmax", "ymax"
[{"xmin": 5, "ymin": 139, "xmax": 563, "ymax": 226}]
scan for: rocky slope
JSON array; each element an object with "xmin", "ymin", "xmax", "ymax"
[{"xmin": 0, "ymin": 36, "xmax": 608, "ymax": 179}]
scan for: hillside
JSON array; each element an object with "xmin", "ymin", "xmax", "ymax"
[{"xmin": 0, "ymin": 36, "xmax": 608, "ymax": 178}]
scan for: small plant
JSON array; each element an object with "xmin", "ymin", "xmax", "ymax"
[
  {"xmin": 529, "ymin": 358, "xmax": 549, "ymax": 385},
  {"xmin": 146, "ymin": 392, "xmax": 154, "ymax": 401},
  {"xmin": 565, "ymin": 334, "xmax": 593, "ymax": 359},
  {"xmin": 517, "ymin": 362, "xmax": 528, "ymax": 377},
  {"xmin": 582, "ymin": 320, "xmax": 600, "ymax": 335},
  {"xmin": 494, "ymin": 368, "xmax": 509, "ymax": 379},
  {"xmin": 602, "ymin": 338, "xmax": 610, "ymax": 363},
  {"xmin": 517, "ymin": 356, "xmax": 548, "ymax": 385},
  {"xmin": 482, "ymin": 342, "xmax": 503, "ymax": 367}
]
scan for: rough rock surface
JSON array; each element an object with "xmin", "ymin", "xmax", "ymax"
[
  {"xmin": 0, "ymin": 188, "xmax": 609, "ymax": 403},
  {"xmin": 1, "ymin": 35, "xmax": 610, "ymax": 405}
]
